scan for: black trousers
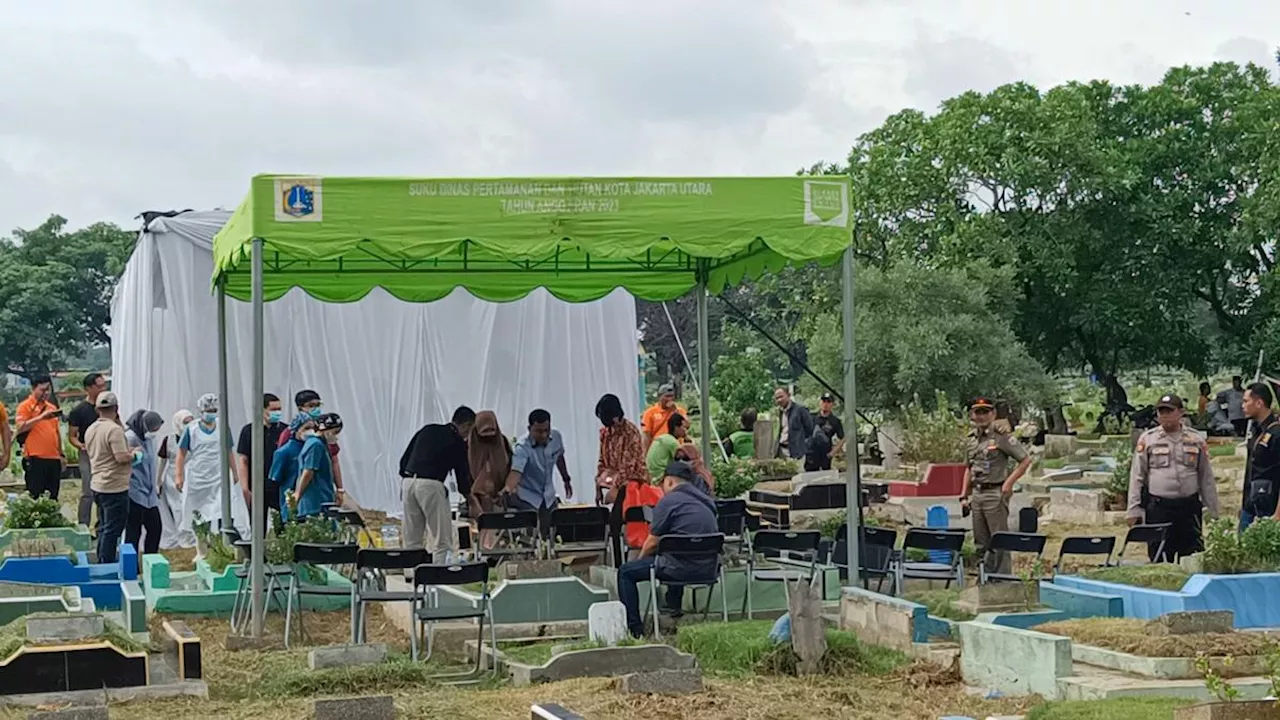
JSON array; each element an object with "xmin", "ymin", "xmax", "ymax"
[
  {"xmin": 1144, "ymin": 495, "xmax": 1203, "ymax": 563},
  {"xmin": 1233, "ymin": 419, "xmax": 1249, "ymax": 437},
  {"xmin": 125, "ymin": 501, "xmax": 161, "ymax": 556},
  {"xmin": 23, "ymin": 458, "xmax": 62, "ymax": 501}
]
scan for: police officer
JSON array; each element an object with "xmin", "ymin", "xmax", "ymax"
[
  {"xmin": 1128, "ymin": 393, "xmax": 1218, "ymax": 562},
  {"xmin": 959, "ymin": 397, "xmax": 1031, "ymax": 575},
  {"xmin": 1240, "ymin": 382, "xmax": 1280, "ymax": 531}
]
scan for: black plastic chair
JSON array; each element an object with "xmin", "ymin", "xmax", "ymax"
[
  {"xmin": 229, "ymin": 539, "xmax": 293, "ymax": 635},
  {"xmin": 978, "ymin": 531, "xmax": 1048, "ymax": 584},
  {"xmin": 646, "ymin": 534, "xmax": 727, "ymax": 640},
  {"xmin": 354, "ymin": 548, "xmax": 431, "ymax": 642},
  {"xmin": 618, "ymin": 505, "xmax": 655, "ymax": 563},
  {"xmin": 330, "ymin": 508, "xmax": 370, "ymax": 544},
  {"xmin": 1053, "ymin": 536, "xmax": 1116, "ymax": 574},
  {"xmin": 715, "ymin": 499, "xmax": 750, "ymax": 556},
  {"xmin": 1120, "ymin": 523, "xmax": 1172, "ymax": 564},
  {"xmin": 743, "ymin": 529, "xmax": 821, "ymax": 619},
  {"xmin": 894, "ymin": 528, "xmax": 966, "ymax": 593},
  {"xmin": 411, "ymin": 561, "xmax": 496, "ymax": 681},
  {"xmin": 549, "ymin": 506, "xmax": 609, "ymax": 559},
  {"xmin": 833, "ymin": 525, "xmax": 897, "ymax": 593},
  {"xmin": 284, "ymin": 542, "xmax": 359, "ymax": 647},
  {"xmin": 476, "ymin": 509, "xmax": 542, "ymax": 562}
]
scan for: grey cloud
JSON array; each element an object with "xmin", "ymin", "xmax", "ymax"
[
  {"xmin": 1214, "ymin": 37, "xmax": 1274, "ymax": 69},
  {"xmin": 902, "ymin": 31, "xmax": 1031, "ymax": 108}
]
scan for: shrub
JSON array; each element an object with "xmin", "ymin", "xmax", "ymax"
[
  {"xmin": 1201, "ymin": 517, "xmax": 1280, "ymax": 574},
  {"xmin": 3, "ymin": 492, "xmax": 72, "ymax": 530},
  {"xmin": 711, "ymin": 456, "xmax": 763, "ymax": 499},
  {"xmin": 757, "ymin": 457, "xmax": 800, "ymax": 479},
  {"xmin": 1106, "ymin": 440, "xmax": 1133, "ymax": 508},
  {"xmin": 897, "ymin": 391, "xmax": 968, "ymax": 464}
]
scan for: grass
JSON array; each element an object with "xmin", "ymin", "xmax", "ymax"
[
  {"xmin": 1027, "ymin": 697, "xmax": 1194, "ymax": 719},
  {"xmin": 499, "ymin": 637, "xmax": 642, "ymax": 666},
  {"xmin": 1032, "ymin": 617, "xmax": 1269, "ymax": 658},
  {"xmin": 1042, "ymin": 457, "xmax": 1067, "ymax": 470},
  {"xmin": 675, "ymin": 619, "xmax": 908, "ymax": 677},
  {"xmin": 1077, "ymin": 564, "xmax": 1191, "ymax": 591},
  {"xmin": 1209, "ymin": 443, "xmax": 1239, "ymax": 458},
  {"xmin": 904, "ymin": 588, "xmax": 975, "ymax": 622}
]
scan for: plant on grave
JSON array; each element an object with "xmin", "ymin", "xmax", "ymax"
[
  {"xmin": 1105, "ymin": 439, "xmax": 1133, "ymax": 509},
  {"xmin": 757, "ymin": 457, "xmax": 801, "ymax": 479},
  {"xmin": 1196, "ymin": 653, "xmax": 1241, "ymax": 702},
  {"xmin": 1019, "ymin": 556, "xmax": 1046, "ymax": 611},
  {"xmin": 191, "ymin": 513, "xmax": 238, "ymax": 574},
  {"xmin": 1240, "ymin": 518, "xmax": 1280, "ymax": 572},
  {"xmin": 711, "ymin": 456, "xmax": 763, "ymax": 499},
  {"xmin": 1202, "ymin": 518, "xmax": 1250, "ymax": 574},
  {"xmin": 266, "ymin": 511, "xmax": 345, "ymax": 583},
  {"xmin": 896, "ymin": 392, "xmax": 968, "ymax": 465},
  {"xmin": 3, "ymin": 492, "xmax": 71, "ymax": 530}
]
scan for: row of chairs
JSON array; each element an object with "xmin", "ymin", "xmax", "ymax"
[{"xmin": 837, "ymin": 522, "xmax": 1172, "ymax": 595}]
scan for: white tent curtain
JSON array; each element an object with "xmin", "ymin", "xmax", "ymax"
[{"xmin": 109, "ymin": 210, "xmax": 639, "ymax": 515}]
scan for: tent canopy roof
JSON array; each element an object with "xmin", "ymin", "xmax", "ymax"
[{"xmin": 212, "ymin": 175, "xmax": 851, "ymax": 303}]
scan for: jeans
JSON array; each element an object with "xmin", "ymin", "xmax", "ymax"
[
  {"xmin": 78, "ymin": 454, "xmax": 96, "ymax": 530},
  {"xmin": 95, "ymin": 491, "xmax": 130, "ymax": 564},
  {"xmin": 125, "ymin": 501, "xmax": 161, "ymax": 556},
  {"xmin": 1241, "ymin": 509, "xmax": 1260, "ymax": 533},
  {"xmin": 617, "ymin": 557, "xmax": 685, "ymax": 636}
]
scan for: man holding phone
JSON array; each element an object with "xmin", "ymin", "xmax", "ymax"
[
  {"xmin": 15, "ymin": 375, "xmax": 65, "ymax": 500},
  {"xmin": 68, "ymin": 373, "xmax": 107, "ymax": 531}
]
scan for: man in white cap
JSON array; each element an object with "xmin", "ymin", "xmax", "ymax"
[{"xmin": 84, "ymin": 391, "xmax": 133, "ymax": 564}]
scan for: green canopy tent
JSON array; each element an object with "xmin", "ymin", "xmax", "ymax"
[{"xmin": 211, "ymin": 174, "xmax": 861, "ymax": 636}]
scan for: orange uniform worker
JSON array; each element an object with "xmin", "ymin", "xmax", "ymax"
[{"xmin": 640, "ymin": 383, "xmax": 686, "ymax": 452}]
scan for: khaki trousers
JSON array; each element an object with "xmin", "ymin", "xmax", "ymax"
[
  {"xmin": 401, "ymin": 477, "xmax": 454, "ymax": 560},
  {"xmin": 972, "ymin": 486, "xmax": 1010, "ymax": 575}
]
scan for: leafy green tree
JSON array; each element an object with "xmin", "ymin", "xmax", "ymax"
[
  {"xmin": 709, "ymin": 346, "xmax": 776, "ymax": 435},
  {"xmin": 0, "ymin": 216, "xmax": 135, "ymax": 376}
]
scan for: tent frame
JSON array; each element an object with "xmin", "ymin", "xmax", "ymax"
[{"xmin": 215, "ymin": 184, "xmax": 861, "ymax": 639}]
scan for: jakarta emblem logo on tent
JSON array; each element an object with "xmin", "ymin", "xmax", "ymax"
[
  {"xmin": 274, "ymin": 177, "xmax": 323, "ymax": 222},
  {"xmin": 802, "ymin": 180, "xmax": 849, "ymax": 228}
]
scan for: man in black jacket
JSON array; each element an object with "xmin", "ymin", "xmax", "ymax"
[
  {"xmin": 1241, "ymin": 383, "xmax": 1280, "ymax": 531},
  {"xmin": 399, "ymin": 406, "xmax": 474, "ymax": 559},
  {"xmin": 773, "ymin": 387, "xmax": 814, "ymax": 460}
]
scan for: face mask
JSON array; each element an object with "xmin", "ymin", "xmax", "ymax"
[
  {"xmin": 324, "ymin": 431, "xmax": 340, "ymax": 445},
  {"xmin": 307, "ymin": 406, "xmax": 323, "ymax": 419},
  {"xmin": 268, "ymin": 411, "xmax": 283, "ymax": 424},
  {"xmin": 202, "ymin": 413, "xmax": 217, "ymax": 425},
  {"xmin": 298, "ymin": 429, "xmax": 316, "ymax": 441}
]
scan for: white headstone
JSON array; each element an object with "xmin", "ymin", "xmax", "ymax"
[{"xmin": 588, "ymin": 601, "xmax": 629, "ymax": 646}]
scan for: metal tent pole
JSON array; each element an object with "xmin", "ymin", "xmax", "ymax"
[
  {"xmin": 216, "ymin": 281, "xmax": 233, "ymax": 537},
  {"xmin": 696, "ymin": 266, "xmax": 712, "ymax": 462},
  {"xmin": 250, "ymin": 238, "xmax": 266, "ymax": 637},
  {"xmin": 841, "ymin": 242, "xmax": 862, "ymax": 586}
]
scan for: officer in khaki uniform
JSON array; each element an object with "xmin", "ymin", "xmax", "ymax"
[
  {"xmin": 1128, "ymin": 393, "xmax": 1218, "ymax": 562},
  {"xmin": 959, "ymin": 397, "xmax": 1032, "ymax": 575}
]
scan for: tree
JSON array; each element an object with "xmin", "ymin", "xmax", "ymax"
[
  {"xmin": 842, "ymin": 63, "xmax": 1280, "ymax": 382},
  {"xmin": 636, "ymin": 296, "xmax": 726, "ymax": 394},
  {"xmin": 0, "ymin": 215, "xmax": 136, "ymax": 376}
]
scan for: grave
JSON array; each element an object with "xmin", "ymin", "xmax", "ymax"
[
  {"xmin": 589, "ymin": 559, "xmax": 841, "ymax": 617},
  {"xmin": 888, "ymin": 463, "xmax": 966, "ymax": 498},
  {"xmin": 0, "ymin": 546, "xmax": 139, "ymax": 614},
  {"xmin": 141, "ymin": 555, "xmax": 353, "ymax": 615},
  {"xmin": 617, "ymin": 667, "xmax": 703, "ymax": 695},
  {"xmin": 747, "ymin": 471, "xmax": 856, "ymax": 527},
  {"xmin": 838, "ymin": 586, "xmax": 953, "ymax": 652},
  {"xmin": 1046, "ymin": 487, "xmax": 1124, "ymax": 525},
  {"xmin": 1051, "ymin": 573, "xmax": 1280, "ymax": 628},
  {"xmin": 0, "ymin": 526, "xmax": 93, "ymax": 557},
  {"xmin": 314, "ymin": 695, "xmax": 395, "ymax": 720},
  {"xmin": 587, "ymin": 601, "xmax": 628, "ymax": 646},
  {"xmin": 487, "ymin": 641, "xmax": 698, "ymax": 686}
]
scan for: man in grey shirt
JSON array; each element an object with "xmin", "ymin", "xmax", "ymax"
[{"xmin": 1217, "ymin": 376, "xmax": 1247, "ymax": 437}]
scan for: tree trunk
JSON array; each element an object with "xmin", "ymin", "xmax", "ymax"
[{"xmin": 788, "ymin": 577, "xmax": 827, "ymax": 676}]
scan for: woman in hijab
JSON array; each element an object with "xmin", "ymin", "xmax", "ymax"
[
  {"xmin": 594, "ymin": 394, "xmax": 655, "ymax": 564},
  {"xmin": 124, "ymin": 410, "xmax": 166, "ymax": 556},
  {"xmin": 156, "ymin": 410, "xmax": 195, "ymax": 549},
  {"xmin": 674, "ymin": 442, "xmax": 715, "ymax": 496},
  {"xmin": 467, "ymin": 411, "xmax": 511, "ymax": 550}
]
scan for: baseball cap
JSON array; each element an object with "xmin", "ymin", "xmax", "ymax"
[
  {"xmin": 315, "ymin": 412, "xmax": 344, "ymax": 431},
  {"xmin": 658, "ymin": 383, "xmax": 675, "ymax": 396},
  {"xmin": 95, "ymin": 391, "xmax": 119, "ymax": 409},
  {"xmin": 663, "ymin": 460, "xmax": 695, "ymax": 482},
  {"xmin": 970, "ymin": 397, "xmax": 995, "ymax": 410},
  {"xmin": 820, "ymin": 392, "xmax": 836, "ymax": 403},
  {"xmin": 1156, "ymin": 394, "xmax": 1183, "ymax": 410}
]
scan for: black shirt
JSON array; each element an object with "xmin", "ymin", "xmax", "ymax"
[
  {"xmin": 1244, "ymin": 414, "xmax": 1280, "ymax": 515},
  {"xmin": 68, "ymin": 401, "xmax": 96, "ymax": 445},
  {"xmin": 399, "ymin": 423, "xmax": 471, "ymax": 494},
  {"xmin": 815, "ymin": 412, "xmax": 844, "ymax": 442},
  {"xmin": 237, "ymin": 421, "xmax": 287, "ymax": 486}
]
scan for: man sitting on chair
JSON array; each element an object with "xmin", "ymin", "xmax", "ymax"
[{"xmin": 616, "ymin": 461, "xmax": 718, "ymax": 638}]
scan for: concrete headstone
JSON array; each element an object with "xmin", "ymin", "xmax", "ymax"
[
  {"xmin": 587, "ymin": 601, "xmax": 628, "ymax": 646},
  {"xmin": 617, "ymin": 668, "xmax": 704, "ymax": 695},
  {"xmin": 26, "ymin": 708, "xmax": 109, "ymax": 720},
  {"xmin": 313, "ymin": 695, "xmax": 395, "ymax": 720},
  {"xmin": 1147, "ymin": 610, "xmax": 1234, "ymax": 636},
  {"xmin": 26, "ymin": 613, "xmax": 104, "ymax": 642},
  {"xmin": 308, "ymin": 643, "xmax": 388, "ymax": 670}
]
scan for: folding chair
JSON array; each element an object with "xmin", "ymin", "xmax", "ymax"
[
  {"xmin": 330, "ymin": 508, "xmax": 373, "ymax": 546},
  {"xmin": 893, "ymin": 528, "xmax": 966, "ymax": 594},
  {"xmin": 1119, "ymin": 523, "xmax": 1172, "ymax": 564},
  {"xmin": 229, "ymin": 539, "xmax": 293, "ymax": 634},
  {"xmin": 715, "ymin": 499, "xmax": 750, "ymax": 557},
  {"xmin": 411, "ymin": 561, "xmax": 497, "ymax": 682},
  {"xmin": 475, "ymin": 509, "xmax": 541, "ymax": 562},
  {"xmin": 1053, "ymin": 536, "xmax": 1116, "ymax": 574},
  {"xmin": 978, "ymin": 531, "xmax": 1048, "ymax": 584},
  {"xmin": 549, "ymin": 506, "xmax": 609, "ymax": 560},
  {"xmin": 645, "ymin": 534, "xmax": 727, "ymax": 641},
  {"xmin": 353, "ymin": 548, "xmax": 430, "ymax": 643},
  {"xmin": 284, "ymin": 542, "xmax": 359, "ymax": 647},
  {"xmin": 743, "ymin": 529, "xmax": 820, "ymax": 619},
  {"xmin": 840, "ymin": 525, "xmax": 897, "ymax": 593},
  {"xmin": 618, "ymin": 505, "xmax": 654, "ymax": 564}
]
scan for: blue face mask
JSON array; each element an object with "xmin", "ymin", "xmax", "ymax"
[
  {"xmin": 268, "ymin": 411, "xmax": 283, "ymax": 424},
  {"xmin": 307, "ymin": 406, "xmax": 323, "ymax": 419},
  {"xmin": 202, "ymin": 412, "xmax": 217, "ymax": 425}
]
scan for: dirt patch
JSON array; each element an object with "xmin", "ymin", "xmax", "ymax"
[{"xmin": 1032, "ymin": 618, "xmax": 1270, "ymax": 658}]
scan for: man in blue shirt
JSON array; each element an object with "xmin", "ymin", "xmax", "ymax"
[
  {"xmin": 292, "ymin": 413, "xmax": 341, "ymax": 520},
  {"xmin": 616, "ymin": 461, "xmax": 719, "ymax": 638},
  {"xmin": 504, "ymin": 408, "xmax": 573, "ymax": 538}
]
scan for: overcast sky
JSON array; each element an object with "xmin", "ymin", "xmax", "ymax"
[{"xmin": 0, "ymin": 0, "xmax": 1274, "ymax": 233}]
